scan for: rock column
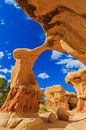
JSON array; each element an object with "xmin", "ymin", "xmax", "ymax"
[
  {"xmin": 1, "ymin": 49, "xmax": 44, "ymax": 116},
  {"xmin": 65, "ymin": 69, "xmax": 86, "ymax": 113}
]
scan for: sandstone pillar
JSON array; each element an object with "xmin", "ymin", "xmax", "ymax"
[
  {"xmin": 1, "ymin": 38, "xmax": 53, "ymax": 116},
  {"xmin": 1, "ymin": 49, "xmax": 43, "ymax": 116},
  {"xmin": 65, "ymin": 69, "xmax": 86, "ymax": 113}
]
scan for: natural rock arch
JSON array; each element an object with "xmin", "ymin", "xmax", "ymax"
[
  {"xmin": 1, "ymin": 0, "xmax": 86, "ymax": 116},
  {"xmin": 16, "ymin": 0, "xmax": 86, "ymax": 65},
  {"xmin": 1, "ymin": 37, "xmax": 64, "ymax": 115}
]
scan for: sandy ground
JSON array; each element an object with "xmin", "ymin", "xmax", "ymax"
[
  {"xmin": 0, "ymin": 127, "xmax": 64, "ymax": 130},
  {"xmin": 46, "ymin": 127, "xmax": 66, "ymax": 130},
  {"xmin": 0, "ymin": 127, "xmax": 11, "ymax": 130}
]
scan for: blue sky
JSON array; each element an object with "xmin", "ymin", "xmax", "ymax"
[{"xmin": 0, "ymin": 0, "xmax": 86, "ymax": 92}]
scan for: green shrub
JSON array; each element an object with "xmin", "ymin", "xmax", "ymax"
[{"xmin": 0, "ymin": 78, "xmax": 10, "ymax": 107}]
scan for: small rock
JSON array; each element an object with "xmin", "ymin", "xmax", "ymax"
[
  {"xmin": 57, "ymin": 107, "xmax": 69, "ymax": 121},
  {"xmin": 48, "ymin": 113, "xmax": 57, "ymax": 124}
]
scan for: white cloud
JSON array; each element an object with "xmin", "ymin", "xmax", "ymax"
[
  {"xmin": 0, "ymin": 74, "xmax": 6, "ymax": 78},
  {"xmin": 0, "ymin": 66, "xmax": 13, "ymax": 74},
  {"xmin": 25, "ymin": 16, "xmax": 32, "ymax": 21},
  {"xmin": 56, "ymin": 58, "xmax": 86, "ymax": 73},
  {"xmin": 7, "ymin": 53, "xmax": 12, "ymax": 59},
  {"xmin": 0, "ymin": 52, "xmax": 4, "ymax": 59},
  {"xmin": 8, "ymin": 79, "xmax": 11, "ymax": 83},
  {"xmin": 0, "ymin": 19, "xmax": 5, "ymax": 25},
  {"xmin": 37, "ymin": 72, "xmax": 50, "ymax": 79},
  {"xmin": 0, "ymin": 68, "xmax": 10, "ymax": 74},
  {"xmin": 50, "ymin": 51, "xmax": 86, "ymax": 74},
  {"xmin": 5, "ymin": 0, "xmax": 20, "ymax": 8},
  {"xmin": 4, "ymin": 50, "xmax": 12, "ymax": 60},
  {"xmin": 51, "ymin": 50, "xmax": 63, "ymax": 60}
]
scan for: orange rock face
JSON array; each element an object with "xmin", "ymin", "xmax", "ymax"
[
  {"xmin": 1, "ymin": 46, "xmax": 54, "ymax": 115},
  {"xmin": 16, "ymin": 0, "xmax": 86, "ymax": 65},
  {"xmin": 1, "ymin": 87, "xmax": 43, "ymax": 116},
  {"xmin": 45, "ymin": 85, "xmax": 69, "ymax": 110},
  {"xmin": 65, "ymin": 69, "xmax": 86, "ymax": 112}
]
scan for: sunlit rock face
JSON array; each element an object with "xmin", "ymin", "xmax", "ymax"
[
  {"xmin": 1, "ymin": 46, "xmax": 53, "ymax": 115},
  {"xmin": 16, "ymin": 0, "xmax": 86, "ymax": 64},
  {"xmin": 44, "ymin": 85, "xmax": 69, "ymax": 110},
  {"xmin": 65, "ymin": 69, "xmax": 86, "ymax": 112}
]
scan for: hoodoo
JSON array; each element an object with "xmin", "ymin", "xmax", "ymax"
[{"xmin": 65, "ymin": 69, "xmax": 86, "ymax": 113}]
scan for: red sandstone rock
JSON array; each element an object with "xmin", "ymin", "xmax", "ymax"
[{"xmin": 1, "ymin": 87, "xmax": 43, "ymax": 116}]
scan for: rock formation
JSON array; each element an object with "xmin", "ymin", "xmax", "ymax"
[
  {"xmin": 57, "ymin": 107, "xmax": 69, "ymax": 121},
  {"xmin": 1, "ymin": 38, "xmax": 54, "ymax": 115},
  {"xmin": 44, "ymin": 85, "xmax": 69, "ymax": 110},
  {"xmin": 65, "ymin": 69, "xmax": 86, "ymax": 113},
  {"xmin": 0, "ymin": 1, "xmax": 86, "ymax": 129},
  {"xmin": 16, "ymin": 0, "xmax": 86, "ymax": 64}
]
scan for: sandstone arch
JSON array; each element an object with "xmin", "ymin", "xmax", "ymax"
[
  {"xmin": 16, "ymin": 0, "xmax": 86, "ymax": 64},
  {"xmin": 1, "ymin": 36, "xmax": 64, "ymax": 116}
]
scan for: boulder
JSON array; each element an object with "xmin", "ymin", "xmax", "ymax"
[
  {"xmin": 57, "ymin": 107, "xmax": 69, "ymax": 121},
  {"xmin": 48, "ymin": 113, "xmax": 57, "ymax": 124},
  {"xmin": 65, "ymin": 69, "xmax": 86, "ymax": 112},
  {"xmin": 65, "ymin": 91, "xmax": 78, "ymax": 110}
]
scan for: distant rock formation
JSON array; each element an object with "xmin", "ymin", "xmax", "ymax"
[
  {"xmin": 16, "ymin": 0, "xmax": 86, "ymax": 64},
  {"xmin": 44, "ymin": 85, "xmax": 69, "ymax": 110},
  {"xmin": 65, "ymin": 69, "xmax": 86, "ymax": 112}
]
